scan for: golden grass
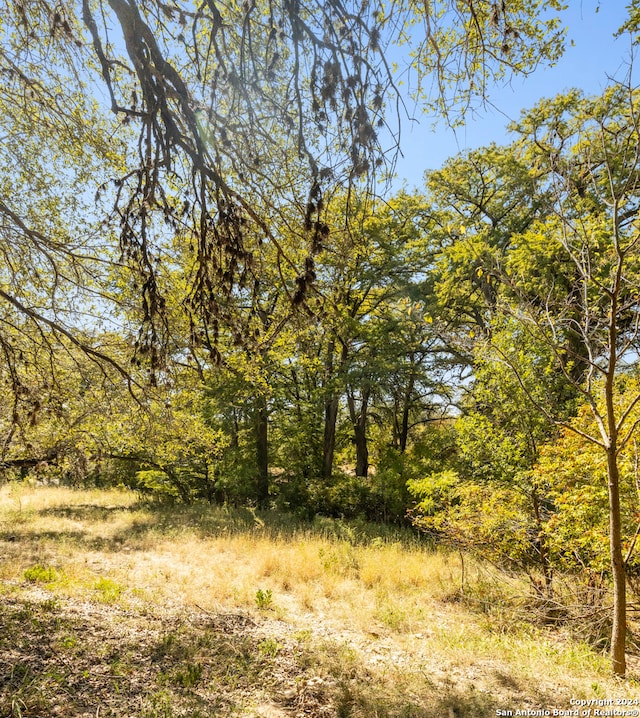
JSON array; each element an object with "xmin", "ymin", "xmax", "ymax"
[{"xmin": 1, "ymin": 483, "xmax": 639, "ymax": 717}]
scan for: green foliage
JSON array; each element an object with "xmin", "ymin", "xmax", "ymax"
[
  {"xmin": 135, "ymin": 471, "xmax": 182, "ymax": 501},
  {"xmin": 407, "ymin": 470, "xmax": 459, "ymax": 520},
  {"xmin": 533, "ymin": 381, "xmax": 640, "ymax": 580},
  {"xmin": 424, "ymin": 143, "xmax": 546, "ymax": 337},
  {"xmin": 411, "ymin": 0, "xmax": 566, "ymax": 119},
  {"xmin": 93, "ymin": 577, "xmax": 124, "ymax": 604},
  {"xmin": 3, "ymin": 2, "xmax": 640, "ymax": 679},
  {"xmin": 408, "ymin": 320, "xmax": 568, "ymax": 575},
  {"xmin": 254, "ymin": 588, "xmax": 273, "ymax": 610},
  {"xmin": 319, "ymin": 545, "xmax": 360, "ymax": 577},
  {"xmin": 23, "ymin": 565, "xmax": 59, "ymax": 584},
  {"xmin": 409, "ymin": 470, "xmax": 536, "ymax": 571},
  {"xmin": 172, "ymin": 663, "xmax": 203, "ymax": 688},
  {"xmin": 140, "ymin": 690, "xmax": 175, "ymax": 718},
  {"xmin": 257, "ymin": 638, "xmax": 282, "ymax": 658}
]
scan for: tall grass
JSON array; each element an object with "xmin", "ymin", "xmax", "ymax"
[{"xmin": 0, "ymin": 484, "xmax": 638, "ymax": 717}]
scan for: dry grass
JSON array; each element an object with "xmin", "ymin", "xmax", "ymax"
[{"xmin": 0, "ymin": 484, "xmax": 638, "ymax": 717}]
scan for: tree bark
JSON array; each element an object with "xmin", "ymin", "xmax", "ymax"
[
  {"xmin": 398, "ymin": 358, "xmax": 416, "ymax": 453},
  {"xmin": 354, "ymin": 418, "xmax": 369, "ymax": 478},
  {"xmin": 531, "ymin": 488, "xmax": 553, "ymax": 595},
  {"xmin": 230, "ymin": 409, "xmax": 239, "ymax": 449},
  {"xmin": 322, "ymin": 395, "xmax": 339, "ymax": 480},
  {"xmin": 605, "ymin": 267, "xmax": 626, "ymax": 677},
  {"xmin": 322, "ymin": 340, "xmax": 347, "ymax": 480},
  {"xmin": 255, "ymin": 396, "xmax": 269, "ymax": 508},
  {"xmin": 607, "ymin": 443, "xmax": 627, "ymax": 676},
  {"xmin": 165, "ymin": 466, "xmax": 192, "ymax": 503},
  {"xmin": 347, "ymin": 387, "xmax": 370, "ymax": 478},
  {"xmin": 0, "ymin": 451, "xmax": 59, "ymax": 470}
]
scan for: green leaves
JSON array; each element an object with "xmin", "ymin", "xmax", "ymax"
[{"xmin": 409, "ymin": 0, "xmax": 566, "ymax": 120}]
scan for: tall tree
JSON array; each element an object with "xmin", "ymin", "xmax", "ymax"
[
  {"xmin": 312, "ymin": 192, "xmax": 435, "ymax": 478},
  {"xmin": 498, "ymin": 83, "xmax": 640, "ymax": 677},
  {"xmin": 1, "ymin": 0, "xmax": 567, "ymax": 370},
  {"xmin": 424, "ymin": 143, "xmax": 549, "ymax": 341}
]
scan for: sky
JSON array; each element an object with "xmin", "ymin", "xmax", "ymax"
[{"xmin": 392, "ymin": 0, "xmax": 636, "ymax": 190}]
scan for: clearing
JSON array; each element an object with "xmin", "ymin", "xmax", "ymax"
[{"xmin": 0, "ymin": 485, "xmax": 638, "ymax": 717}]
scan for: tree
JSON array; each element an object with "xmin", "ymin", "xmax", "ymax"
[
  {"xmin": 310, "ymin": 192, "xmax": 436, "ymax": 479},
  {"xmin": 408, "ymin": 321, "xmax": 567, "ymax": 591},
  {"xmin": 423, "ymin": 143, "xmax": 550, "ymax": 343},
  {"xmin": 1, "ymin": 0, "xmax": 567, "ymax": 372},
  {"xmin": 533, "ymin": 387, "xmax": 640, "ymax": 590},
  {"xmin": 0, "ymin": 0, "xmax": 569, "ymax": 494},
  {"xmin": 497, "ymin": 83, "xmax": 640, "ymax": 677},
  {"xmin": 110, "ymin": 377, "xmax": 228, "ymax": 503},
  {"xmin": 411, "ymin": 77, "xmax": 640, "ymax": 676},
  {"xmin": 0, "ymin": 3, "xmax": 136, "ymax": 439}
]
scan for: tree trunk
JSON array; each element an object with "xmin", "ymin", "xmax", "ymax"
[
  {"xmin": 203, "ymin": 461, "xmax": 215, "ymax": 504},
  {"xmin": 605, "ymin": 278, "xmax": 626, "ymax": 677},
  {"xmin": 398, "ymin": 360, "xmax": 416, "ymax": 453},
  {"xmin": 347, "ymin": 387, "xmax": 370, "ymax": 478},
  {"xmin": 321, "ymin": 340, "xmax": 347, "ymax": 480},
  {"xmin": 354, "ymin": 419, "xmax": 369, "ymax": 478},
  {"xmin": 230, "ymin": 409, "xmax": 239, "ymax": 449},
  {"xmin": 531, "ymin": 488, "xmax": 553, "ymax": 595},
  {"xmin": 607, "ymin": 444, "xmax": 627, "ymax": 676},
  {"xmin": 322, "ymin": 395, "xmax": 339, "ymax": 480},
  {"xmin": 166, "ymin": 466, "xmax": 191, "ymax": 504},
  {"xmin": 255, "ymin": 396, "xmax": 269, "ymax": 508}
]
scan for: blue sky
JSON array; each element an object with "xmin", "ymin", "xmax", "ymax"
[{"xmin": 392, "ymin": 0, "xmax": 635, "ymax": 190}]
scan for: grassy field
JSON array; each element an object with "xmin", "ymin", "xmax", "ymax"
[{"xmin": 0, "ymin": 485, "xmax": 638, "ymax": 717}]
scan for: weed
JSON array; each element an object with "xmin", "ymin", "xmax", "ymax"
[
  {"xmin": 110, "ymin": 656, "xmax": 132, "ymax": 677},
  {"xmin": 318, "ymin": 545, "xmax": 360, "ymax": 577},
  {"xmin": 140, "ymin": 690, "xmax": 175, "ymax": 718},
  {"xmin": 59, "ymin": 634, "xmax": 78, "ymax": 650},
  {"xmin": 23, "ymin": 564, "xmax": 58, "ymax": 583},
  {"xmin": 154, "ymin": 632, "xmax": 196, "ymax": 661},
  {"xmin": 9, "ymin": 696, "xmax": 27, "ymax": 718},
  {"xmin": 93, "ymin": 576, "xmax": 124, "ymax": 603},
  {"xmin": 173, "ymin": 662, "xmax": 203, "ymax": 687},
  {"xmin": 9, "ymin": 605, "xmax": 34, "ymax": 625},
  {"xmin": 375, "ymin": 600, "xmax": 408, "ymax": 632},
  {"xmin": 258, "ymin": 638, "xmax": 282, "ymax": 658},
  {"xmin": 156, "ymin": 632, "xmax": 178, "ymax": 657},
  {"xmin": 4, "ymin": 662, "xmax": 51, "ymax": 718},
  {"xmin": 255, "ymin": 588, "xmax": 273, "ymax": 610},
  {"xmin": 40, "ymin": 597, "xmax": 60, "ymax": 612}
]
